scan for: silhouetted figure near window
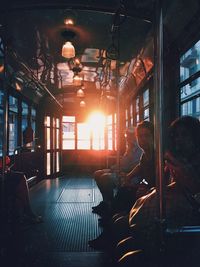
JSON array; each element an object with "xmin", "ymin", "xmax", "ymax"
[
  {"xmin": 92, "ymin": 127, "xmax": 143, "ymax": 215},
  {"xmin": 89, "ymin": 121, "xmax": 155, "ymax": 249}
]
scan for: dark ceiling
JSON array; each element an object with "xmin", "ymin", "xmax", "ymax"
[
  {"xmin": 0, "ymin": 0, "xmax": 154, "ymax": 108},
  {"xmin": 1, "ymin": 0, "xmax": 200, "ymax": 110}
]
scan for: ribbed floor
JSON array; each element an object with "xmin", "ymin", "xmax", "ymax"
[
  {"xmin": 29, "ymin": 176, "xmax": 102, "ymax": 252},
  {"xmin": 3, "ymin": 174, "xmax": 114, "ymax": 267}
]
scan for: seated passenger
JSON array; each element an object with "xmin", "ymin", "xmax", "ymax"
[
  {"xmin": 118, "ymin": 116, "xmax": 200, "ymax": 265},
  {"xmin": 92, "ymin": 127, "xmax": 143, "ymax": 214},
  {"xmin": 89, "ymin": 121, "xmax": 156, "ymax": 249},
  {"xmin": 121, "ymin": 121, "xmax": 155, "ymax": 192},
  {"xmin": 110, "ymin": 121, "xmax": 156, "ymax": 214},
  {"xmin": 0, "ymin": 156, "xmax": 42, "ymax": 224}
]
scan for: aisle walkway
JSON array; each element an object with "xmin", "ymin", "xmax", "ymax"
[{"xmin": 3, "ymin": 174, "xmax": 114, "ymax": 267}]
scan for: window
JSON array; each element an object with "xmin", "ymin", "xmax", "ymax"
[
  {"xmin": 46, "ymin": 153, "xmax": 51, "ymax": 175},
  {"xmin": 180, "ymin": 40, "xmax": 200, "ymax": 82},
  {"xmin": 77, "ymin": 123, "xmax": 90, "ymax": 149},
  {"xmin": 136, "ymin": 97, "xmax": 140, "ymax": 123},
  {"xmin": 56, "ymin": 118, "xmax": 60, "ymax": 149},
  {"xmin": 180, "ymin": 41, "xmax": 200, "ymax": 119},
  {"xmin": 89, "ymin": 112, "xmax": 105, "ymax": 150},
  {"xmin": 55, "ymin": 118, "xmax": 60, "ymax": 172},
  {"xmin": 61, "ymin": 113, "xmax": 117, "ymax": 150},
  {"xmin": 107, "ymin": 115, "xmax": 113, "ymax": 150},
  {"xmin": 22, "ymin": 102, "xmax": 28, "ymax": 133},
  {"xmin": 143, "ymin": 89, "xmax": 150, "ymax": 121},
  {"xmin": 62, "ymin": 116, "xmax": 75, "ymax": 149},
  {"xmin": 31, "ymin": 108, "xmax": 36, "ymax": 132},
  {"xmin": 9, "ymin": 96, "xmax": 18, "ymax": 154},
  {"xmin": 46, "ymin": 116, "xmax": 51, "ymax": 150}
]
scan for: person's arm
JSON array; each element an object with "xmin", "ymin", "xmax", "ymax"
[
  {"xmin": 122, "ymin": 163, "xmax": 142, "ymax": 186},
  {"xmin": 120, "ymin": 148, "xmax": 142, "ymax": 172}
]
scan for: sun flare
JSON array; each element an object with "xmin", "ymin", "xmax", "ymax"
[{"xmin": 87, "ymin": 111, "xmax": 106, "ymax": 150}]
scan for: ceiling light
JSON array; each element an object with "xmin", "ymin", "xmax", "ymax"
[
  {"xmin": 80, "ymin": 100, "xmax": 86, "ymax": 108},
  {"xmin": 62, "ymin": 41, "xmax": 75, "ymax": 59},
  {"xmin": 77, "ymin": 88, "xmax": 85, "ymax": 98},
  {"xmin": 64, "ymin": 18, "xmax": 74, "ymax": 25}
]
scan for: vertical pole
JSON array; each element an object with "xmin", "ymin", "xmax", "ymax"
[{"xmin": 154, "ymin": 0, "xmax": 165, "ymax": 248}]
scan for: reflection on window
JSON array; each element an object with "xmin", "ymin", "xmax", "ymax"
[
  {"xmin": 144, "ymin": 108, "xmax": 149, "ymax": 121},
  {"xmin": 181, "ymin": 77, "xmax": 200, "ymax": 101},
  {"xmin": 180, "ymin": 40, "xmax": 200, "ymax": 82},
  {"xmin": 77, "ymin": 123, "xmax": 90, "ymax": 149},
  {"xmin": 180, "ymin": 40, "xmax": 200, "ymax": 119},
  {"xmin": 62, "ymin": 116, "xmax": 75, "ymax": 149},
  {"xmin": 143, "ymin": 89, "xmax": 149, "ymax": 106}
]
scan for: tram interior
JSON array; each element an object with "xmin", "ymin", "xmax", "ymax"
[{"xmin": 1, "ymin": 0, "xmax": 200, "ymax": 266}]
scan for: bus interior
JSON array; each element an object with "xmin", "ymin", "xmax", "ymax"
[{"xmin": 1, "ymin": 0, "xmax": 200, "ymax": 266}]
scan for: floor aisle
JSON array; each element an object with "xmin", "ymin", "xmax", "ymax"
[{"xmin": 2, "ymin": 174, "xmax": 114, "ymax": 267}]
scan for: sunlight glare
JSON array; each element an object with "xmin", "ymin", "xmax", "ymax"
[{"xmin": 87, "ymin": 111, "xmax": 106, "ymax": 150}]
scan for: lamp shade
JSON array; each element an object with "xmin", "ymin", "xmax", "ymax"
[
  {"xmin": 77, "ymin": 89, "xmax": 85, "ymax": 98},
  {"xmin": 80, "ymin": 100, "xmax": 86, "ymax": 107},
  {"xmin": 62, "ymin": 41, "xmax": 75, "ymax": 58}
]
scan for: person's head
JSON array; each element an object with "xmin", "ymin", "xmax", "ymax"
[
  {"xmin": 136, "ymin": 121, "xmax": 154, "ymax": 152},
  {"xmin": 168, "ymin": 116, "xmax": 200, "ymax": 159}
]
